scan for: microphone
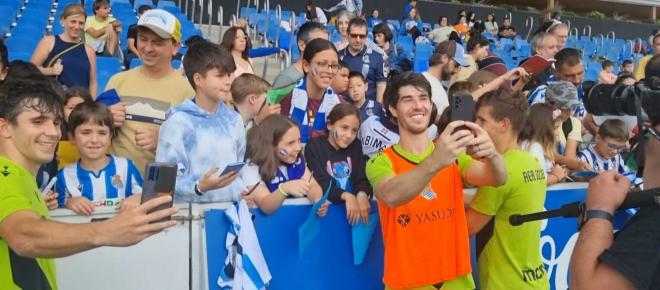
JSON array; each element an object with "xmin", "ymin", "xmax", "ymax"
[{"xmin": 509, "ymin": 187, "xmax": 660, "ymax": 226}]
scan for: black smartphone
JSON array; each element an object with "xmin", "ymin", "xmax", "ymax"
[
  {"xmin": 450, "ymin": 93, "xmax": 476, "ymax": 133},
  {"xmin": 218, "ymin": 162, "xmax": 245, "ymax": 176},
  {"xmin": 140, "ymin": 162, "xmax": 178, "ymax": 222}
]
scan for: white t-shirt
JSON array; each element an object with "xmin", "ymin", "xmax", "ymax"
[
  {"xmin": 315, "ymin": 7, "xmax": 327, "ymax": 24},
  {"xmin": 422, "ymin": 71, "xmax": 449, "ymax": 114},
  {"xmin": 520, "ymin": 140, "xmax": 553, "ymax": 175}
]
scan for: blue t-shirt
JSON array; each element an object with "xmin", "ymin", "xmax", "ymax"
[
  {"xmin": 340, "ymin": 46, "xmax": 387, "ymax": 101},
  {"xmin": 265, "ymin": 156, "xmax": 306, "ymax": 193},
  {"xmin": 56, "ymin": 154, "xmax": 143, "ymax": 207}
]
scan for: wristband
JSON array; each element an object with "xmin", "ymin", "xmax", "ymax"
[
  {"xmin": 278, "ymin": 184, "xmax": 289, "ymax": 197},
  {"xmin": 194, "ymin": 183, "xmax": 204, "ymax": 196},
  {"xmin": 579, "ymin": 209, "xmax": 613, "ymax": 230}
]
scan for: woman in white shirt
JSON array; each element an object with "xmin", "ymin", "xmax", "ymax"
[{"xmin": 305, "ymin": 1, "xmax": 327, "ymax": 24}]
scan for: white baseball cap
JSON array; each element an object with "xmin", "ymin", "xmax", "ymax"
[{"xmin": 138, "ymin": 9, "xmax": 182, "ymax": 42}]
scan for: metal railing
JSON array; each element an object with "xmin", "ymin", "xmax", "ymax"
[
  {"xmin": 525, "ymin": 16, "xmax": 534, "ymax": 41},
  {"xmin": 607, "ymin": 31, "xmax": 616, "ymax": 42},
  {"xmin": 218, "ymin": 5, "xmax": 223, "ymax": 42},
  {"xmin": 570, "ymin": 27, "xmax": 579, "ymax": 38},
  {"xmin": 583, "ymin": 25, "xmax": 592, "ymax": 38}
]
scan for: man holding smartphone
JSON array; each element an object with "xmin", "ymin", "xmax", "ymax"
[
  {"xmin": 0, "ymin": 79, "xmax": 177, "ymax": 289},
  {"xmin": 366, "ymin": 72, "xmax": 507, "ymax": 289}
]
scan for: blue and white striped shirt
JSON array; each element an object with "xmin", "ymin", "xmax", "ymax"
[
  {"xmin": 577, "ymin": 144, "xmax": 643, "ymax": 187},
  {"xmin": 528, "ymin": 76, "xmax": 587, "ymax": 119},
  {"xmin": 56, "ymin": 154, "xmax": 143, "ymax": 207}
]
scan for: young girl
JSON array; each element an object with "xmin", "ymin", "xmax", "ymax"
[
  {"xmin": 58, "ymin": 86, "xmax": 94, "ymax": 169},
  {"xmin": 279, "ymin": 38, "xmax": 343, "ymax": 145},
  {"xmin": 244, "ymin": 115, "xmax": 327, "ymax": 215},
  {"xmin": 519, "ymin": 103, "xmax": 568, "ymax": 185},
  {"xmin": 305, "ymin": 104, "xmax": 372, "ymax": 225},
  {"xmin": 220, "ymin": 26, "xmax": 253, "ymax": 76}
]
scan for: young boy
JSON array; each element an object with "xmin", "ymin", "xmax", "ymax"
[
  {"xmin": 85, "ymin": 0, "xmax": 121, "ymax": 56},
  {"xmin": 347, "ymin": 71, "xmax": 384, "ymax": 123},
  {"xmin": 330, "ymin": 64, "xmax": 349, "ymax": 98},
  {"xmin": 577, "ymin": 119, "xmax": 643, "ymax": 187},
  {"xmin": 124, "ymin": 5, "xmax": 151, "ymax": 67},
  {"xmin": 231, "ymin": 73, "xmax": 280, "ymax": 128},
  {"xmin": 56, "ymin": 101, "xmax": 143, "ymax": 215},
  {"xmin": 156, "ymin": 42, "xmax": 260, "ymax": 203}
]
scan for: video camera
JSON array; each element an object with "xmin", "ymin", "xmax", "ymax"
[{"xmin": 584, "ymin": 77, "xmax": 660, "ymax": 177}]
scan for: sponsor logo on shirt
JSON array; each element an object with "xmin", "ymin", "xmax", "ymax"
[
  {"xmin": 521, "ymin": 263, "xmax": 546, "ymax": 282},
  {"xmin": 522, "ymin": 168, "xmax": 546, "ymax": 183},
  {"xmin": 397, "ymin": 214, "xmax": 411, "ymax": 227}
]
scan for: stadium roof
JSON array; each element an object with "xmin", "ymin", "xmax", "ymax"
[{"xmin": 599, "ymin": 0, "xmax": 660, "ymax": 6}]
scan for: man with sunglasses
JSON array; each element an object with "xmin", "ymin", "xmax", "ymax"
[
  {"xmin": 339, "ymin": 17, "xmax": 387, "ymax": 103},
  {"xmin": 577, "ymin": 119, "xmax": 643, "ymax": 188}
]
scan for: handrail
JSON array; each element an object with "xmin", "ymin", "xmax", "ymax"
[
  {"xmin": 525, "ymin": 16, "xmax": 534, "ymax": 41},
  {"xmin": 183, "ymin": 0, "xmax": 189, "ymax": 19},
  {"xmin": 216, "ymin": 5, "xmax": 222, "ymax": 41},
  {"xmin": 607, "ymin": 31, "xmax": 616, "ymax": 42},
  {"xmin": 627, "ymin": 40, "xmax": 634, "ymax": 56},
  {"xmin": 207, "ymin": 1, "xmax": 214, "ymax": 37},
  {"xmin": 262, "ymin": 0, "xmax": 270, "ymax": 47},
  {"xmin": 565, "ymin": 19, "xmax": 571, "ymax": 31},
  {"xmin": 570, "ymin": 27, "xmax": 578, "ymax": 38},
  {"xmin": 582, "ymin": 25, "xmax": 592, "ymax": 38},
  {"xmin": 235, "ymin": 0, "xmax": 240, "ymax": 20},
  {"xmin": 198, "ymin": 0, "xmax": 203, "ymax": 26},
  {"xmin": 634, "ymin": 37, "xmax": 642, "ymax": 54},
  {"xmin": 506, "ymin": 12, "xmax": 512, "ymax": 22},
  {"xmin": 276, "ymin": 4, "xmax": 281, "ymax": 22}
]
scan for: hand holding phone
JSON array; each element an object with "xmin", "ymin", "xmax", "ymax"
[
  {"xmin": 140, "ymin": 162, "xmax": 178, "ymax": 222},
  {"xmin": 219, "ymin": 162, "xmax": 245, "ymax": 176}
]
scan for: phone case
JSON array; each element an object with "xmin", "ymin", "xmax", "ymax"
[
  {"xmin": 450, "ymin": 93, "xmax": 476, "ymax": 132},
  {"xmin": 140, "ymin": 162, "xmax": 178, "ymax": 222}
]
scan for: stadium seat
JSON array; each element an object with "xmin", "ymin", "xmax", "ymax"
[
  {"xmin": 156, "ymin": 0, "xmax": 176, "ymax": 9},
  {"xmin": 5, "ymin": 35, "xmax": 39, "ymax": 55},
  {"xmin": 414, "ymin": 43, "xmax": 433, "ymax": 60},
  {"xmin": 96, "ymin": 56, "xmax": 122, "ymax": 95},
  {"xmin": 8, "ymin": 51, "xmax": 32, "ymax": 61},
  {"xmin": 133, "ymin": 0, "xmax": 153, "ymax": 9},
  {"xmin": 412, "ymin": 58, "xmax": 428, "ymax": 73}
]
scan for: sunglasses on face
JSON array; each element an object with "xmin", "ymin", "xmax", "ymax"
[{"xmin": 350, "ymin": 33, "xmax": 367, "ymax": 39}]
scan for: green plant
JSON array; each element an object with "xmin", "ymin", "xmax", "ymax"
[
  {"xmin": 562, "ymin": 10, "xmax": 577, "ymax": 17},
  {"xmin": 449, "ymin": 0, "xmax": 461, "ymax": 3},
  {"xmin": 612, "ymin": 12, "xmax": 629, "ymax": 21},
  {"xmin": 655, "ymin": 18, "xmax": 660, "ymax": 25},
  {"xmin": 500, "ymin": 4, "xmax": 517, "ymax": 12},
  {"xmin": 586, "ymin": 10, "xmax": 606, "ymax": 19},
  {"xmin": 526, "ymin": 6, "xmax": 537, "ymax": 12}
]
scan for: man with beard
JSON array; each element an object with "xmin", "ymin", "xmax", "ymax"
[{"xmin": 422, "ymin": 40, "xmax": 469, "ymax": 116}]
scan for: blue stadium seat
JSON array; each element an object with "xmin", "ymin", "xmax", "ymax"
[
  {"xmin": 239, "ymin": 7, "xmax": 255, "ymax": 19},
  {"xmin": 156, "ymin": 0, "xmax": 175, "ymax": 8},
  {"xmin": 412, "ymin": 58, "xmax": 428, "ymax": 73},
  {"xmin": 133, "ymin": 0, "xmax": 153, "ymax": 9},
  {"xmin": 8, "ymin": 51, "xmax": 32, "ymax": 61},
  {"xmin": 96, "ymin": 56, "xmax": 122, "ymax": 96},
  {"xmin": 10, "ymin": 24, "xmax": 45, "ymax": 39},
  {"xmin": 414, "ymin": 43, "xmax": 433, "ymax": 60},
  {"xmin": 5, "ymin": 35, "xmax": 39, "ymax": 54}
]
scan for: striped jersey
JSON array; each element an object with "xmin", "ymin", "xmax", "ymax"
[
  {"xmin": 56, "ymin": 154, "xmax": 143, "ymax": 207},
  {"xmin": 577, "ymin": 144, "xmax": 643, "ymax": 187}
]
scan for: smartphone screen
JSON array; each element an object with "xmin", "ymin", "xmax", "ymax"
[{"xmin": 140, "ymin": 162, "xmax": 178, "ymax": 222}]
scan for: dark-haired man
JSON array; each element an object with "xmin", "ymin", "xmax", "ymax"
[
  {"xmin": 340, "ymin": 17, "xmax": 387, "ymax": 103},
  {"xmin": 366, "ymin": 72, "xmax": 507, "ymax": 289},
  {"xmin": 0, "ymin": 79, "xmax": 176, "ymax": 289}
]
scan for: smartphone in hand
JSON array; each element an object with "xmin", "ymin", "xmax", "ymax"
[
  {"xmin": 140, "ymin": 162, "xmax": 178, "ymax": 222},
  {"xmin": 218, "ymin": 162, "xmax": 245, "ymax": 176},
  {"xmin": 450, "ymin": 93, "xmax": 476, "ymax": 133}
]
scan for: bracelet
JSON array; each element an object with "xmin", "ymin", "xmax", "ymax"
[
  {"xmin": 194, "ymin": 183, "xmax": 204, "ymax": 196},
  {"xmin": 278, "ymin": 184, "xmax": 289, "ymax": 197}
]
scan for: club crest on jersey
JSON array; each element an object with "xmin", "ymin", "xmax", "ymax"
[
  {"xmin": 112, "ymin": 175, "xmax": 124, "ymax": 189},
  {"xmin": 420, "ymin": 185, "xmax": 436, "ymax": 200},
  {"xmin": 1, "ymin": 166, "xmax": 10, "ymax": 176}
]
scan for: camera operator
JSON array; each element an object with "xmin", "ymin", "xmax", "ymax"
[{"xmin": 570, "ymin": 55, "xmax": 660, "ymax": 290}]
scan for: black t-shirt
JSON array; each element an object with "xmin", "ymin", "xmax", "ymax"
[
  {"xmin": 127, "ymin": 24, "xmax": 139, "ymax": 52},
  {"xmin": 304, "ymin": 136, "xmax": 373, "ymax": 204},
  {"xmin": 498, "ymin": 25, "xmax": 516, "ymax": 39},
  {"xmin": 599, "ymin": 206, "xmax": 660, "ymax": 290}
]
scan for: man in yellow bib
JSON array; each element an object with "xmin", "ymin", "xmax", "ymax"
[
  {"xmin": 366, "ymin": 72, "xmax": 507, "ymax": 290},
  {"xmin": 464, "ymin": 89, "xmax": 550, "ymax": 290}
]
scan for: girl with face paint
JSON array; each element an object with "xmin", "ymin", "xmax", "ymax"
[
  {"xmin": 304, "ymin": 104, "xmax": 373, "ymax": 225},
  {"xmin": 244, "ymin": 115, "xmax": 328, "ymax": 215}
]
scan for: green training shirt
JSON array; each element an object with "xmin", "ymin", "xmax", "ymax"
[
  {"xmin": 0, "ymin": 157, "xmax": 57, "ymax": 290},
  {"xmin": 466, "ymin": 150, "xmax": 549, "ymax": 290}
]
